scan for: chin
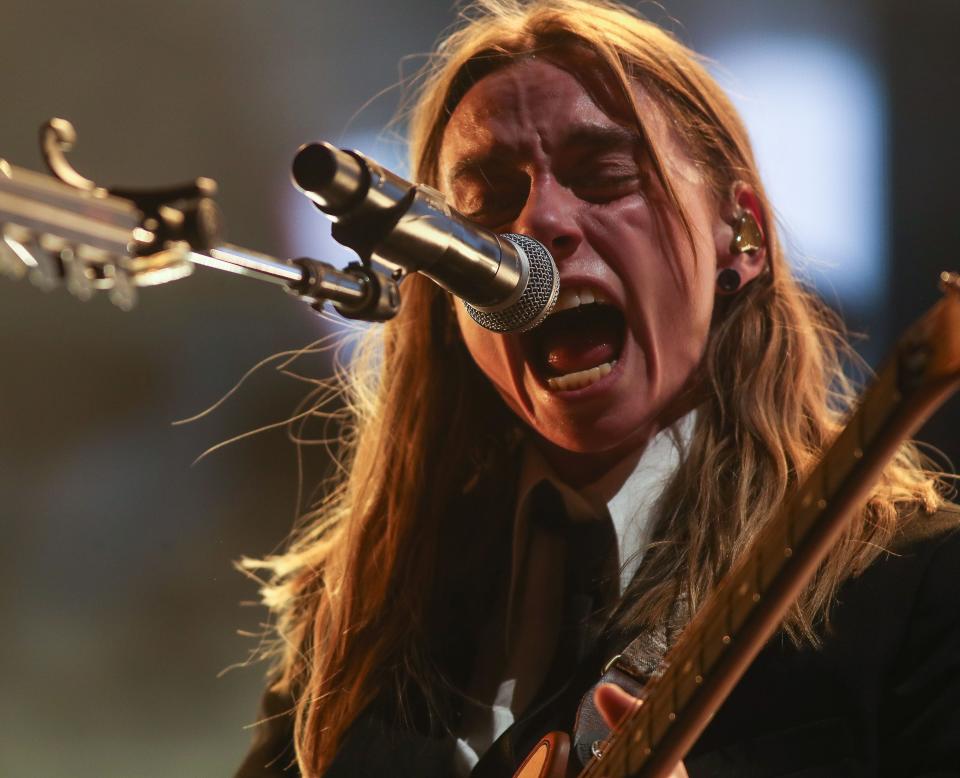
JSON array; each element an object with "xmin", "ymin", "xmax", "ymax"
[{"xmin": 527, "ymin": 405, "xmax": 658, "ymax": 457}]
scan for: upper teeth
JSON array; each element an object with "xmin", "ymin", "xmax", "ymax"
[{"xmin": 552, "ymin": 285, "xmax": 610, "ymax": 314}]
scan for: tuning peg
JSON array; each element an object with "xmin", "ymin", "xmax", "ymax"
[
  {"xmin": 0, "ymin": 224, "xmax": 36, "ymax": 281},
  {"xmin": 33, "ymin": 234, "xmax": 97, "ymax": 301},
  {"xmin": 59, "ymin": 246, "xmax": 93, "ymax": 301},
  {"xmin": 27, "ymin": 234, "xmax": 65, "ymax": 291},
  {"xmin": 0, "ymin": 233, "xmax": 28, "ymax": 280},
  {"xmin": 2, "ymin": 227, "xmax": 61, "ymax": 291},
  {"xmin": 106, "ymin": 264, "xmax": 137, "ymax": 310}
]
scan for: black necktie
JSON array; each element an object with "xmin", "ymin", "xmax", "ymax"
[{"xmin": 470, "ymin": 482, "xmax": 619, "ymax": 778}]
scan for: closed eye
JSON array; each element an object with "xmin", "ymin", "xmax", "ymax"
[
  {"xmin": 568, "ymin": 171, "xmax": 641, "ymax": 203},
  {"xmin": 454, "ymin": 175, "xmax": 530, "ymax": 228},
  {"xmin": 561, "ymin": 154, "xmax": 643, "ymax": 203}
]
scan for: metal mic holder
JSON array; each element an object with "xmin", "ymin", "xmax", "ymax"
[
  {"xmin": 188, "ymin": 244, "xmax": 400, "ymax": 322},
  {"xmin": 11, "ymin": 117, "xmax": 401, "ymax": 321}
]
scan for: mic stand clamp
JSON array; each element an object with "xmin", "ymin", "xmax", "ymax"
[{"xmin": 289, "ymin": 257, "xmax": 400, "ymax": 322}]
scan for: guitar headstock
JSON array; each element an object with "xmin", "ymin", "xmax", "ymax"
[
  {"xmin": 895, "ymin": 270, "xmax": 960, "ymax": 396},
  {"xmin": 0, "ymin": 118, "xmax": 223, "ymax": 309}
]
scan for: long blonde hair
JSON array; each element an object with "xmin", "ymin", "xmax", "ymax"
[{"xmin": 244, "ymin": 2, "xmax": 943, "ymax": 774}]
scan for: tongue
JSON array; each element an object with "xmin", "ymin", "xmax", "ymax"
[{"xmin": 541, "ymin": 321, "xmax": 620, "ymax": 375}]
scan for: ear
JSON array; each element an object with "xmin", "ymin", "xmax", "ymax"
[{"xmin": 713, "ymin": 182, "xmax": 768, "ymax": 290}]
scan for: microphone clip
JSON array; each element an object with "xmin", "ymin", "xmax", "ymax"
[{"xmin": 289, "ymin": 257, "xmax": 400, "ymax": 322}]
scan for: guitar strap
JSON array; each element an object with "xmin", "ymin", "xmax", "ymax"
[{"xmin": 569, "ymin": 595, "xmax": 689, "ymax": 768}]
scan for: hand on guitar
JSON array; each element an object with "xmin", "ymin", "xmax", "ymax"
[{"xmin": 594, "ymin": 684, "xmax": 690, "ymax": 778}]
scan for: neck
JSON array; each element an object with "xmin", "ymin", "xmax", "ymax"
[
  {"xmin": 531, "ymin": 397, "xmax": 701, "ymax": 489},
  {"xmin": 532, "ymin": 436, "xmax": 649, "ymax": 490}
]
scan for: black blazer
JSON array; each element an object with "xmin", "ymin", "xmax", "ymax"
[{"xmin": 235, "ymin": 505, "xmax": 960, "ymax": 777}]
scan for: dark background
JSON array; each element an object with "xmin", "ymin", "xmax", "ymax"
[{"xmin": 1, "ymin": 1, "xmax": 957, "ymax": 775}]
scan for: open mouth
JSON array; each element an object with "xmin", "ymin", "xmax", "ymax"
[{"xmin": 523, "ymin": 285, "xmax": 626, "ymax": 392}]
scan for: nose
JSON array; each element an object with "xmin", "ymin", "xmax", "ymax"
[{"xmin": 511, "ymin": 175, "xmax": 583, "ymax": 261}]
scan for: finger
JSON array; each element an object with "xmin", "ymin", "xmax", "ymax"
[
  {"xmin": 593, "ymin": 682, "xmax": 643, "ymax": 730},
  {"xmin": 593, "ymin": 685, "xmax": 689, "ymax": 777}
]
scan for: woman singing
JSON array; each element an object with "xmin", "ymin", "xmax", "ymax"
[{"xmin": 236, "ymin": 1, "xmax": 959, "ymax": 775}]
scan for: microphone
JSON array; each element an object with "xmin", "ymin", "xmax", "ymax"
[{"xmin": 291, "ymin": 142, "xmax": 559, "ymax": 333}]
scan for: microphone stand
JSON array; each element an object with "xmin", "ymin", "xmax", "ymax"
[
  {"xmin": 0, "ymin": 118, "xmax": 401, "ymax": 321},
  {"xmin": 189, "ymin": 243, "xmax": 401, "ymax": 323}
]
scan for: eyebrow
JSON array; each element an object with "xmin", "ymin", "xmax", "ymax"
[
  {"xmin": 562, "ymin": 124, "xmax": 641, "ymax": 155},
  {"xmin": 446, "ymin": 123, "xmax": 642, "ymax": 186}
]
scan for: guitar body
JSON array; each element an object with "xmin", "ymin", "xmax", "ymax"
[{"xmin": 513, "ymin": 732, "xmax": 570, "ymax": 778}]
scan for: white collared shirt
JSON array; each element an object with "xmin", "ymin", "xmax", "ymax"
[{"xmin": 453, "ymin": 412, "xmax": 696, "ymax": 775}]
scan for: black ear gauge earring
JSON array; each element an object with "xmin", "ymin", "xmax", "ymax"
[{"xmin": 716, "ymin": 267, "xmax": 742, "ymax": 294}]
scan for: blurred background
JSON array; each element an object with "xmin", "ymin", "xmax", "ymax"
[{"xmin": 1, "ymin": 1, "xmax": 957, "ymax": 775}]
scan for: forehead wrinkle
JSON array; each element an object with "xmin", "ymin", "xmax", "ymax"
[
  {"xmin": 445, "ymin": 121, "xmax": 641, "ymax": 191},
  {"xmin": 444, "ymin": 62, "xmax": 596, "ymax": 188},
  {"xmin": 441, "ymin": 61, "xmax": 653, "ymax": 192}
]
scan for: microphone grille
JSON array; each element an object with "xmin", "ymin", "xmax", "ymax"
[{"xmin": 464, "ymin": 233, "xmax": 559, "ymax": 333}]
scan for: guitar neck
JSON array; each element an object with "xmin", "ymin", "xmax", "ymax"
[{"xmin": 581, "ymin": 282, "xmax": 960, "ymax": 778}]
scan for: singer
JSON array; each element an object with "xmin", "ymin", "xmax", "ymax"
[{"xmin": 236, "ymin": 2, "xmax": 959, "ymax": 776}]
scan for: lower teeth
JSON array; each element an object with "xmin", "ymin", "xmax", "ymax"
[{"xmin": 546, "ymin": 360, "xmax": 616, "ymax": 391}]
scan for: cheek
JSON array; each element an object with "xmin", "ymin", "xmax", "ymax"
[
  {"xmin": 586, "ymin": 198, "xmax": 716, "ymax": 373},
  {"xmin": 592, "ymin": 195, "xmax": 707, "ymax": 290},
  {"xmin": 642, "ymin": 234, "xmax": 716, "ymax": 384}
]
